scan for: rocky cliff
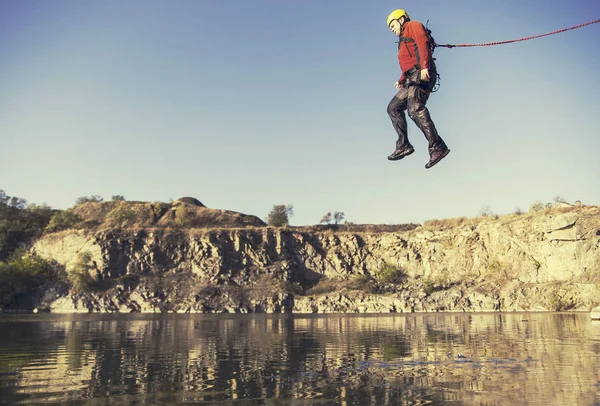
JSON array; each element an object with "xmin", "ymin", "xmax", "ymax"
[{"xmin": 29, "ymin": 202, "xmax": 600, "ymax": 314}]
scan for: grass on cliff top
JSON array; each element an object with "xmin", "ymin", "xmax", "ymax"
[
  {"xmin": 55, "ymin": 200, "xmax": 267, "ymax": 231},
  {"xmin": 44, "ymin": 199, "xmax": 596, "ymax": 235},
  {"xmin": 422, "ymin": 204, "xmax": 590, "ymax": 231}
]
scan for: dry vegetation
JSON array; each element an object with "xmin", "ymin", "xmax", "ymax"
[
  {"xmin": 422, "ymin": 203, "xmax": 585, "ymax": 231},
  {"xmin": 63, "ymin": 200, "xmax": 266, "ymax": 231}
]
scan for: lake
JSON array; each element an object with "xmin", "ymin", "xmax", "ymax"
[{"xmin": 0, "ymin": 312, "xmax": 599, "ymax": 405}]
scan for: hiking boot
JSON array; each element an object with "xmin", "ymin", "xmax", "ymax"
[
  {"xmin": 425, "ymin": 148, "xmax": 450, "ymax": 169},
  {"xmin": 387, "ymin": 146, "xmax": 415, "ymax": 161}
]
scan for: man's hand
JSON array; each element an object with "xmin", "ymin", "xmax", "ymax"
[
  {"xmin": 394, "ymin": 81, "xmax": 403, "ymax": 90},
  {"xmin": 420, "ymin": 68, "xmax": 430, "ymax": 81}
]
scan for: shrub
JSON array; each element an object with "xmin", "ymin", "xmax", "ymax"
[
  {"xmin": 45, "ymin": 211, "xmax": 82, "ymax": 232},
  {"xmin": 67, "ymin": 252, "xmax": 95, "ymax": 294},
  {"xmin": 174, "ymin": 205, "xmax": 193, "ymax": 227},
  {"xmin": 422, "ymin": 275, "xmax": 453, "ymax": 296},
  {"xmin": 106, "ymin": 206, "xmax": 136, "ymax": 227},
  {"xmin": 349, "ymin": 274, "xmax": 378, "ymax": 293},
  {"xmin": 479, "ymin": 205, "xmax": 495, "ymax": 217},
  {"xmin": 373, "ymin": 262, "xmax": 406, "ymax": 285},
  {"xmin": 0, "ymin": 252, "xmax": 60, "ymax": 309},
  {"xmin": 111, "ymin": 195, "xmax": 126, "ymax": 201},
  {"xmin": 75, "ymin": 195, "xmax": 103, "ymax": 206},
  {"xmin": 151, "ymin": 202, "xmax": 167, "ymax": 219},
  {"xmin": 305, "ymin": 277, "xmax": 344, "ymax": 296},
  {"xmin": 546, "ymin": 288, "xmax": 575, "ymax": 311},
  {"xmin": 529, "ymin": 200, "xmax": 544, "ymax": 212}
]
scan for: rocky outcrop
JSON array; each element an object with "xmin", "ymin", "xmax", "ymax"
[{"xmin": 29, "ymin": 206, "xmax": 600, "ymax": 314}]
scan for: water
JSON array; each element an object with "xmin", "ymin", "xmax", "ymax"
[{"xmin": 0, "ymin": 313, "xmax": 599, "ymax": 405}]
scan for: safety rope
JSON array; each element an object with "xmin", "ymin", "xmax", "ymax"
[{"xmin": 435, "ymin": 18, "xmax": 600, "ymax": 49}]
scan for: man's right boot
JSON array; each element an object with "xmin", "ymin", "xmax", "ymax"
[{"xmin": 425, "ymin": 148, "xmax": 450, "ymax": 169}]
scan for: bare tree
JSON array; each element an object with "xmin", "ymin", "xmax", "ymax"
[{"xmin": 320, "ymin": 212, "xmax": 332, "ymax": 225}]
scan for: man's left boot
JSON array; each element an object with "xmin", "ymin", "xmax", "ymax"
[{"xmin": 387, "ymin": 145, "xmax": 415, "ymax": 161}]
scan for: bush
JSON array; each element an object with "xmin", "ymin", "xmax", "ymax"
[
  {"xmin": 75, "ymin": 195, "xmax": 103, "ymax": 206},
  {"xmin": 46, "ymin": 211, "xmax": 82, "ymax": 232},
  {"xmin": 111, "ymin": 195, "xmax": 126, "ymax": 201},
  {"xmin": 529, "ymin": 200, "xmax": 544, "ymax": 212},
  {"xmin": 547, "ymin": 288, "xmax": 575, "ymax": 311},
  {"xmin": 0, "ymin": 252, "xmax": 60, "ymax": 309},
  {"xmin": 67, "ymin": 252, "xmax": 95, "ymax": 294},
  {"xmin": 373, "ymin": 262, "xmax": 406, "ymax": 285},
  {"xmin": 151, "ymin": 202, "xmax": 167, "ymax": 219},
  {"xmin": 174, "ymin": 205, "xmax": 193, "ymax": 227},
  {"xmin": 349, "ymin": 274, "xmax": 378, "ymax": 293},
  {"xmin": 0, "ymin": 192, "xmax": 54, "ymax": 259},
  {"xmin": 305, "ymin": 277, "xmax": 343, "ymax": 296},
  {"xmin": 479, "ymin": 205, "xmax": 495, "ymax": 217},
  {"xmin": 106, "ymin": 206, "xmax": 136, "ymax": 227}
]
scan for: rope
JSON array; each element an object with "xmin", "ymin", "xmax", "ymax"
[{"xmin": 435, "ymin": 18, "xmax": 600, "ymax": 49}]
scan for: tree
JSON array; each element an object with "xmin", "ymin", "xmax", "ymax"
[
  {"xmin": 320, "ymin": 212, "xmax": 332, "ymax": 225},
  {"xmin": 0, "ymin": 190, "xmax": 26, "ymax": 209},
  {"xmin": 8, "ymin": 196, "xmax": 27, "ymax": 209},
  {"xmin": 0, "ymin": 190, "xmax": 9, "ymax": 206},
  {"xmin": 267, "ymin": 204, "xmax": 294, "ymax": 227},
  {"xmin": 333, "ymin": 211, "xmax": 345, "ymax": 225},
  {"xmin": 111, "ymin": 195, "xmax": 126, "ymax": 201}
]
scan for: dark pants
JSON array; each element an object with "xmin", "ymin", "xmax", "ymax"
[{"xmin": 387, "ymin": 67, "xmax": 447, "ymax": 156}]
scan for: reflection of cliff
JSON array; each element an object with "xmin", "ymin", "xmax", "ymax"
[
  {"xmin": 29, "ymin": 205, "xmax": 600, "ymax": 314},
  {"xmin": 1, "ymin": 314, "xmax": 599, "ymax": 405}
]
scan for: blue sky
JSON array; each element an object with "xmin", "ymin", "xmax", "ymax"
[{"xmin": 1, "ymin": 0, "xmax": 599, "ymax": 225}]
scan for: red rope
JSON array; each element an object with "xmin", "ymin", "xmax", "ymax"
[{"xmin": 436, "ymin": 18, "xmax": 600, "ymax": 48}]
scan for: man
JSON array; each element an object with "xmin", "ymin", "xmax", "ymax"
[{"xmin": 386, "ymin": 9, "xmax": 450, "ymax": 169}]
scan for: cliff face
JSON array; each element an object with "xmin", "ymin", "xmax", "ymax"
[{"xmin": 31, "ymin": 205, "xmax": 600, "ymax": 314}]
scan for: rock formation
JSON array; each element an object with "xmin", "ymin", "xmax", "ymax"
[{"xmin": 25, "ymin": 201, "xmax": 599, "ymax": 314}]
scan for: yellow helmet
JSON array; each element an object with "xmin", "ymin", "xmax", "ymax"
[{"xmin": 387, "ymin": 9, "xmax": 409, "ymax": 27}]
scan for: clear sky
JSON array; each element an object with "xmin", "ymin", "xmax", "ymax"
[{"xmin": 1, "ymin": 0, "xmax": 599, "ymax": 225}]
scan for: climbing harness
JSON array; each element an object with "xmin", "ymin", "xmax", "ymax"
[{"xmin": 400, "ymin": 18, "xmax": 600, "ymax": 92}]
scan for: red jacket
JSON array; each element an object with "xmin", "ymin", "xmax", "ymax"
[{"xmin": 397, "ymin": 21, "xmax": 432, "ymax": 83}]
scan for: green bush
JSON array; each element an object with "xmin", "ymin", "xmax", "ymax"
[
  {"xmin": 373, "ymin": 262, "xmax": 406, "ymax": 285},
  {"xmin": 106, "ymin": 206, "xmax": 136, "ymax": 226},
  {"xmin": 67, "ymin": 252, "xmax": 95, "ymax": 294},
  {"xmin": 0, "ymin": 192, "xmax": 54, "ymax": 259},
  {"xmin": 151, "ymin": 202, "xmax": 167, "ymax": 219},
  {"xmin": 174, "ymin": 205, "xmax": 193, "ymax": 227},
  {"xmin": 74, "ymin": 195, "xmax": 103, "ymax": 206},
  {"xmin": 349, "ymin": 274, "xmax": 378, "ymax": 293},
  {"xmin": 0, "ymin": 251, "xmax": 60, "ymax": 309},
  {"xmin": 46, "ymin": 211, "xmax": 82, "ymax": 232}
]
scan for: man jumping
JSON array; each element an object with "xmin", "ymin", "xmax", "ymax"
[{"xmin": 386, "ymin": 9, "xmax": 450, "ymax": 169}]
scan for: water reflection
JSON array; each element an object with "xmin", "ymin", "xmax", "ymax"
[{"xmin": 0, "ymin": 313, "xmax": 599, "ymax": 405}]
